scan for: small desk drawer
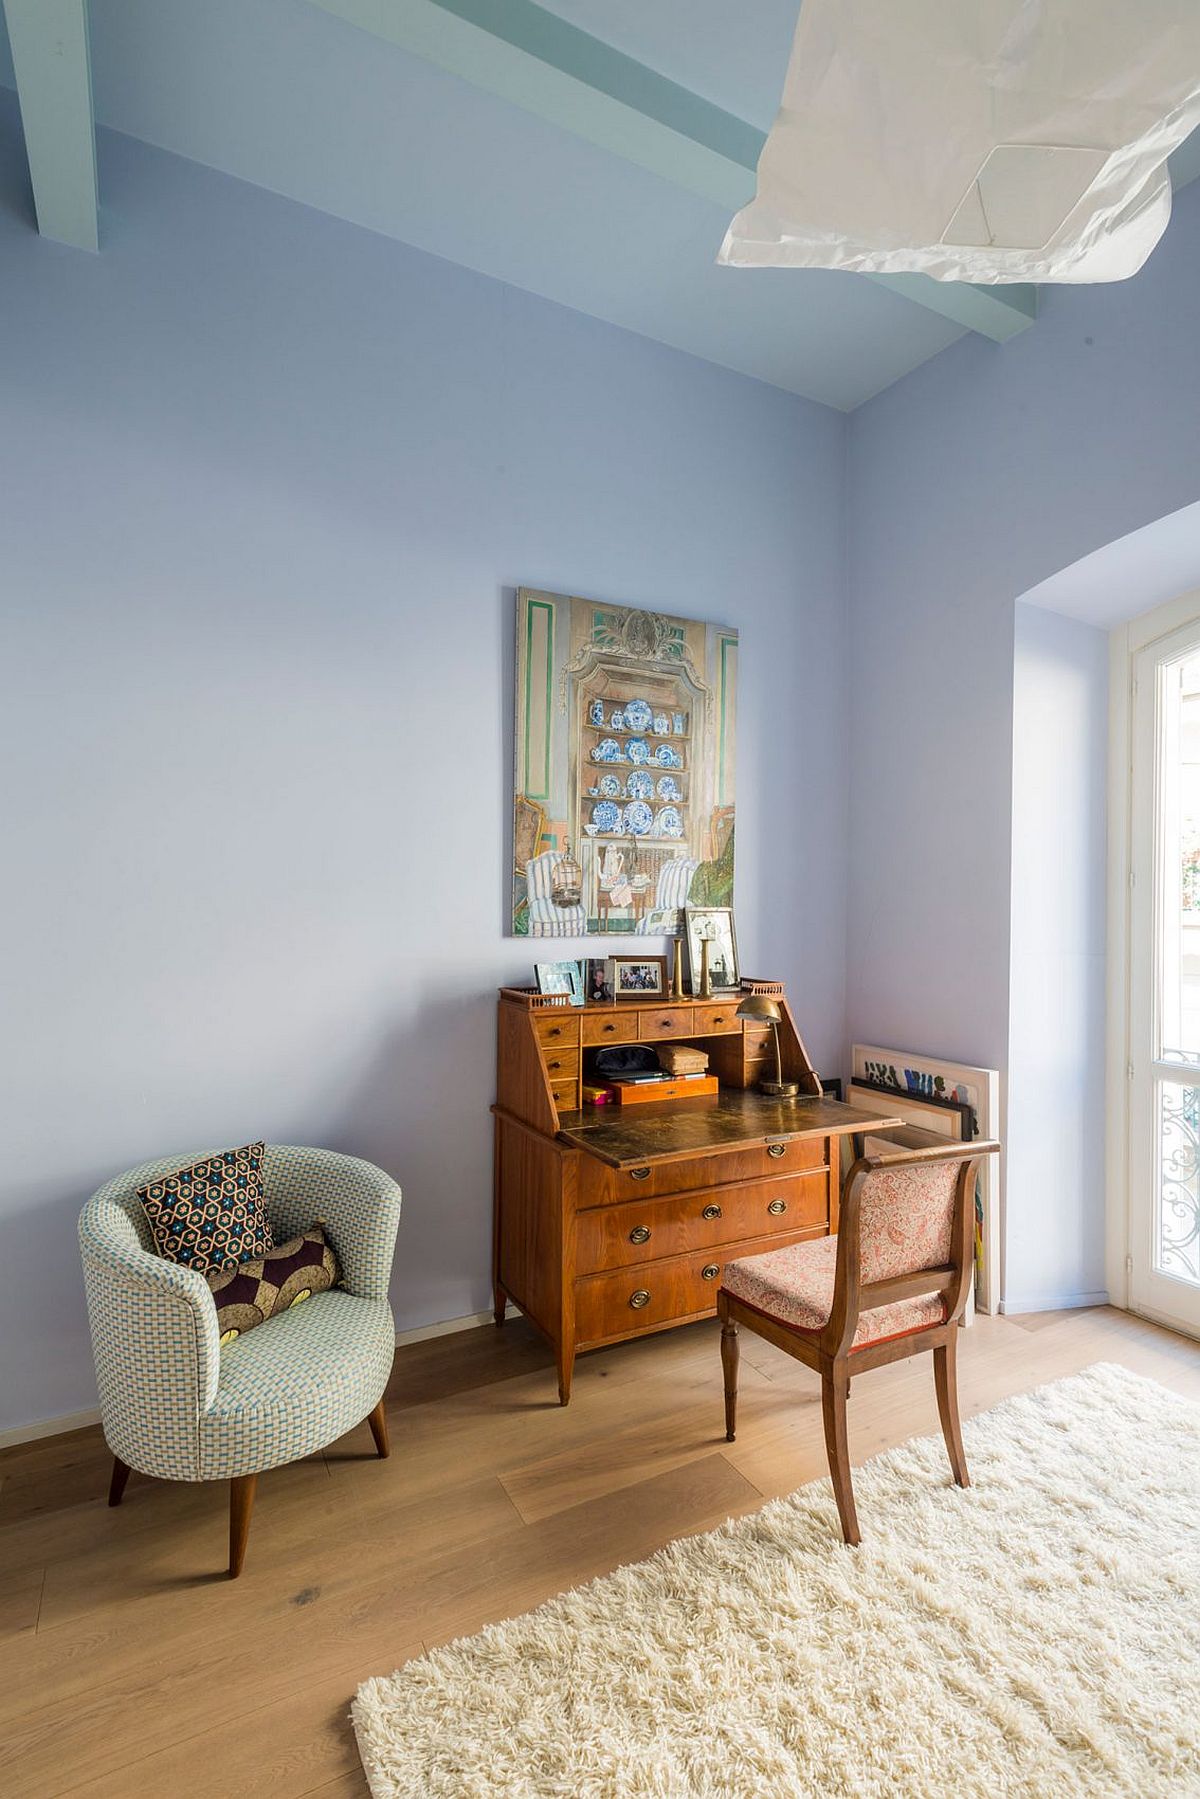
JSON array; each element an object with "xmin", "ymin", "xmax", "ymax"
[
  {"xmin": 577, "ymin": 1135, "xmax": 828, "ymax": 1207},
  {"xmin": 575, "ymin": 1174, "xmax": 829, "ymax": 1274},
  {"xmin": 638, "ymin": 1006, "xmax": 693, "ymax": 1041},
  {"xmin": 692, "ymin": 1003, "xmax": 741, "ymax": 1035},
  {"xmin": 551, "ymin": 1079, "xmax": 579, "ymax": 1112},
  {"xmin": 534, "ymin": 1011, "xmax": 580, "ymax": 1048},
  {"xmin": 574, "ymin": 1227, "xmax": 824, "ymax": 1346},
  {"xmin": 582, "ymin": 1011, "xmax": 634, "ymax": 1047},
  {"xmin": 541, "ymin": 1048, "xmax": 580, "ymax": 1081}
]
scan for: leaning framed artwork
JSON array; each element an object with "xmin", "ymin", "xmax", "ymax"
[
  {"xmin": 850, "ymin": 1044, "xmax": 1001, "ymax": 1314},
  {"xmin": 512, "ymin": 589, "xmax": 737, "ymax": 938}
]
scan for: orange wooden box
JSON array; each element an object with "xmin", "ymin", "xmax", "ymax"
[{"xmin": 607, "ymin": 1075, "xmax": 719, "ymax": 1106}]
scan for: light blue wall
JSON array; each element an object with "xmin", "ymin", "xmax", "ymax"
[
  {"xmin": 1007, "ymin": 603, "xmax": 1108, "ymax": 1312},
  {"xmin": 0, "ymin": 94, "xmax": 848, "ymax": 1433},
  {"xmin": 847, "ymin": 178, "xmax": 1200, "ymax": 1308}
]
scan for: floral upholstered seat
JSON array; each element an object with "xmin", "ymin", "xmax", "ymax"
[
  {"xmin": 722, "ymin": 1235, "xmax": 946, "ymax": 1348},
  {"xmin": 723, "ymin": 1158, "xmax": 958, "ymax": 1349}
]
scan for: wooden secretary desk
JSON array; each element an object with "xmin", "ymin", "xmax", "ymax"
[{"xmin": 492, "ymin": 980, "xmax": 902, "ymax": 1403}]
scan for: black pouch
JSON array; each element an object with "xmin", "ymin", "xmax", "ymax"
[{"xmin": 593, "ymin": 1045, "xmax": 659, "ymax": 1076}]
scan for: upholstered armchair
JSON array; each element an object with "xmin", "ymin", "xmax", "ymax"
[{"xmin": 79, "ymin": 1144, "xmax": 402, "ymax": 1576}]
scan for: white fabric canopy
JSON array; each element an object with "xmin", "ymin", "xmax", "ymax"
[{"xmin": 720, "ymin": 0, "xmax": 1200, "ymax": 284}]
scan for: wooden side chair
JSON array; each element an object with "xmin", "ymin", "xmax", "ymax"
[{"xmin": 718, "ymin": 1131, "xmax": 1000, "ymax": 1545}]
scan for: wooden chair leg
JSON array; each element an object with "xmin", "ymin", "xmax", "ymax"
[
  {"xmin": 556, "ymin": 1341, "xmax": 575, "ymax": 1407},
  {"xmin": 108, "ymin": 1456, "xmax": 131, "ymax": 1508},
  {"xmin": 229, "ymin": 1474, "xmax": 257, "ymax": 1579},
  {"xmin": 367, "ymin": 1398, "xmax": 390, "ymax": 1459},
  {"xmin": 720, "ymin": 1311, "xmax": 740, "ymax": 1442},
  {"xmin": 934, "ymin": 1333, "xmax": 970, "ymax": 1488},
  {"xmin": 821, "ymin": 1364, "xmax": 860, "ymax": 1546}
]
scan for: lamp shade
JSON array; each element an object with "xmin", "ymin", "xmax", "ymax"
[{"xmin": 735, "ymin": 993, "xmax": 782, "ymax": 1024}]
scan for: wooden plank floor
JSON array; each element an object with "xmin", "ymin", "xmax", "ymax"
[{"xmin": 3, "ymin": 1304, "xmax": 1200, "ymax": 1796}]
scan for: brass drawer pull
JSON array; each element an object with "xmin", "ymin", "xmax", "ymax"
[
  {"xmin": 768, "ymin": 1198, "xmax": 787, "ymax": 1216},
  {"xmin": 629, "ymin": 1289, "xmax": 651, "ymax": 1309},
  {"xmin": 767, "ymin": 1142, "xmax": 786, "ymax": 1159},
  {"xmin": 629, "ymin": 1225, "xmax": 651, "ymax": 1245},
  {"xmin": 702, "ymin": 1203, "xmax": 722, "ymax": 1221},
  {"xmin": 629, "ymin": 1167, "xmax": 651, "ymax": 1182},
  {"xmin": 701, "ymin": 1264, "xmax": 720, "ymax": 1282}
]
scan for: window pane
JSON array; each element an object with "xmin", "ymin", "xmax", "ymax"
[
  {"xmin": 1158, "ymin": 1081, "xmax": 1200, "ymax": 1284},
  {"xmin": 1159, "ymin": 654, "xmax": 1200, "ymax": 1065}
]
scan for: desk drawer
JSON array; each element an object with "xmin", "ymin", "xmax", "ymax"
[
  {"xmin": 541, "ymin": 1048, "xmax": 580, "ymax": 1082},
  {"xmin": 574, "ymin": 1227, "xmax": 824, "ymax": 1346},
  {"xmin": 575, "ymin": 1174, "xmax": 828, "ymax": 1274},
  {"xmin": 577, "ymin": 1135, "xmax": 828, "ymax": 1207},
  {"xmin": 551, "ymin": 1079, "xmax": 579, "ymax": 1112},
  {"xmin": 534, "ymin": 1011, "xmax": 580, "ymax": 1048},
  {"xmin": 582, "ymin": 1011, "xmax": 634, "ymax": 1047},
  {"xmin": 638, "ymin": 1006, "xmax": 693, "ymax": 1041},
  {"xmin": 691, "ymin": 1002, "xmax": 741, "ymax": 1035}
]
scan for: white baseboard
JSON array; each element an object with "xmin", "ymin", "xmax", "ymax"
[
  {"xmin": 999, "ymin": 1290, "xmax": 1110, "ymax": 1316},
  {"xmin": 0, "ymin": 1306, "xmax": 520, "ymax": 1452},
  {"xmin": 0, "ymin": 1404, "xmax": 102, "ymax": 1450},
  {"xmin": 393, "ymin": 1303, "xmax": 517, "ymax": 1347}
]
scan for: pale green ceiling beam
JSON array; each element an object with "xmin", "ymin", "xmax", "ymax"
[
  {"xmin": 2, "ymin": 0, "xmax": 98, "ymax": 251},
  {"xmin": 309, "ymin": 0, "xmax": 1037, "ymax": 344}
]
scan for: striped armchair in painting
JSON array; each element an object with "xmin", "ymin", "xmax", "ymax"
[
  {"xmin": 526, "ymin": 848, "xmax": 587, "ymax": 937},
  {"xmin": 636, "ymin": 855, "xmax": 700, "ymax": 934}
]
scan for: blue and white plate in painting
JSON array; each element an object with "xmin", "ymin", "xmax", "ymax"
[
  {"xmin": 655, "ymin": 744, "xmax": 682, "ymax": 768},
  {"xmin": 624, "ymin": 799, "xmax": 654, "ymax": 836},
  {"xmin": 625, "ymin": 769, "xmax": 654, "ymax": 801},
  {"xmin": 626, "ymin": 737, "xmax": 650, "ymax": 765},
  {"xmin": 592, "ymin": 738, "xmax": 622, "ymax": 763},
  {"xmin": 657, "ymin": 774, "xmax": 681, "ymax": 801},
  {"xmin": 597, "ymin": 772, "xmax": 621, "ymax": 798},
  {"xmin": 656, "ymin": 806, "xmax": 684, "ymax": 839},
  {"xmin": 592, "ymin": 799, "xmax": 622, "ymax": 833},
  {"xmin": 623, "ymin": 698, "xmax": 653, "ymax": 732},
  {"xmin": 652, "ymin": 711, "xmax": 670, "ymax": 737},
  {"xmin": 589, "ymin": 698, "xmax": 605, "ymax": 727}
]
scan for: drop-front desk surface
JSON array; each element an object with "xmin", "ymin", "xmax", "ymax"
[{"xmin": 492, "ymin": 982, "xmax": 902, "ymax": 1403}]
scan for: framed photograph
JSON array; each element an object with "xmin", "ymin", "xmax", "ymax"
[
  {"xmin": 607, "ymin": 955, "xmax": 668, "ymax": 1000},
  {"xmin": 851, "ymin": 1044, "xmax": 1001, "ymax": 1315},
  {"xmin": 684, "ymin": 906, "xmax": 740, "ymax": 994},
  {"xmin": 534, "ymin": 961, "xmax": 585, "ymax": 1006},
  {"xmin": 584, "ymin": 957, "xmax": 611, "ymax": 1004}
]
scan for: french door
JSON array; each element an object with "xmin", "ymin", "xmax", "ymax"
[{"xmin": 1128, "ymin": 613, "xmax": 1200, "ymax": 1334}]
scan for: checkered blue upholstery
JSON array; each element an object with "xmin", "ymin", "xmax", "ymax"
[{"xmin": 79, "ymin": 1146, "xmax": 401, "ymax": 1483}]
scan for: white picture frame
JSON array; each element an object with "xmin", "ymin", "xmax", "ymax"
[{"xmin": 851, "ymin": 1044, "xmax": 1001, "ymax": 1314}]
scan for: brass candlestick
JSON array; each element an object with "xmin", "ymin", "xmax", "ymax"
[
  {"xmin": 698, "ymin": 935, "xmax": 713, "ymax": 999},
  {"xmin": 670, "ymin": 937, "xmax": 686, "ymax": 999}
]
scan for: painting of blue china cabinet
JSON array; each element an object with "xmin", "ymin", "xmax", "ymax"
[{"xmin": 512, "ymin": 589, "xmax": 737, "ymax": 937}]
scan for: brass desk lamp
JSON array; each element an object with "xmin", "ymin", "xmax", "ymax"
[{"xmin": 736, "ymin": 993, "xmax": 799, "ymax": 1097}]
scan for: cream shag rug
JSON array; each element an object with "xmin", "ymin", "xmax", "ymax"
[{"xmin": 353, "ymin": 1364, "xmax": 1200, "ymax": 1797}]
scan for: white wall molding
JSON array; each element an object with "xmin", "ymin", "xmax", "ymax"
[{"xmin": 998, "ymin": 1290, "xmax": 1110, "ymax": 1316}]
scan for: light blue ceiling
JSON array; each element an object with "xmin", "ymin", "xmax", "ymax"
[{"xmin": 0, "ymin": 1, "xmax": 1191, "ymax": 410}]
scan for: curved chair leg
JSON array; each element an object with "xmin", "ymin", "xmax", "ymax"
[
  {"xmin": 108, "ymin": 1456, "xmax": 131, "ymax": 1508},
  {"xmin": 720, "ymin": 1307, "xmax": 740, "ymax": 1442},
  {"xmin": 229, "ymin": 1474, "xmax": 257, "ymax": 1579},
  {"xmin": 821, "ymin": 1365, "xmax": 860, "ymax": 1546},
  {"xmin": 367, "ymin": 1398, "xmax": 390, "ymax": 1459},
  {"xmin": 934, "ymin": 1334, "xmax": 970, "ymax": 1488}
]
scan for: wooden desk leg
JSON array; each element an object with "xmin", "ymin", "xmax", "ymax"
[
  {"xmin": 556, "ymin": 1341, "xmax": 575, "ymax": 1406},
  {"xmin": 492, "ymin": 1115, "xmax": 507, "ymax": 1326}
]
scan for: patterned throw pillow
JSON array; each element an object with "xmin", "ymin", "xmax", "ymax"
[
  {"xmin": 138, "ymin": 1142, "xmax": 272, "ymax": 1274},
  {"xmin": 204, "ymin": 1225, "xmax": 341, "ymax": 1345}
]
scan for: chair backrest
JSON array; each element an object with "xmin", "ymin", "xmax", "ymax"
[{"xmin": 823, "ymin": 1133, "xmax": 999, "ymax": 1355}]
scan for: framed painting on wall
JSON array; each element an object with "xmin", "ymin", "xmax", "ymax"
[
  {"xmin": 850, "ymin": 1044, "xmax": 1001, "ymax": 1314},
  {"xmin": 512, "ymin": 589, "xmax": 737, "ymax": 938}
]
